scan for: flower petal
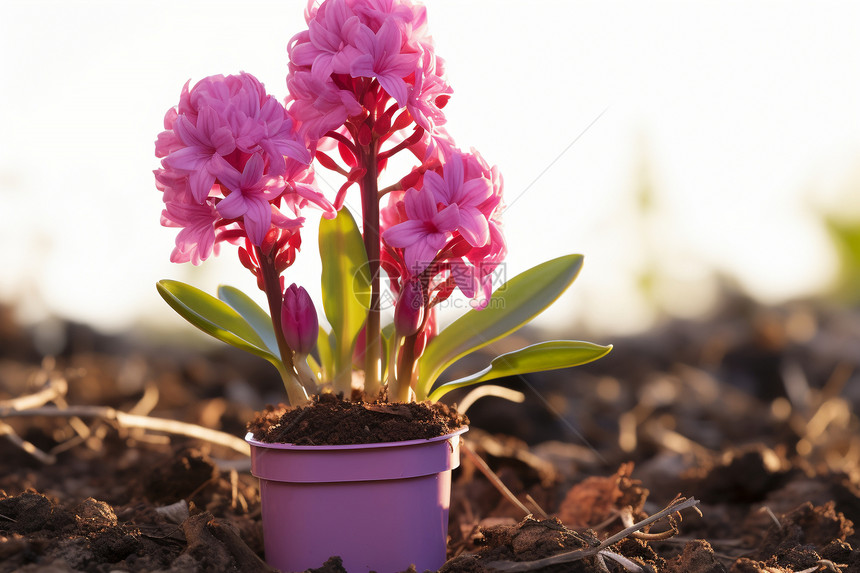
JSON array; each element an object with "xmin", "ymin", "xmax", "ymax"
[
  {"xmin": 382, "ymin": 219, "xmax": 426, "ymax": 248},
  {"xmin": 241, "ymin": 153, "xmax": 266, "ymax": 189},
  {"xmin": 242, "ymin": 196, "xmax": 273, "ymax": 246},
  {"xmin": 163, "ymin": 145, "xmax": 209, "ymax": 172},
  {"xmin": 444, "ymin": 152, "xmax": 464, "ymax": 195},
  {"xmin": 404, "ymin": 187, "xmax": 436, "ymax": 221},
  {"xmin": 216, "ymin": 189, "xmax": 247, "ymax": 220},
  {"xmin": 456, "ymin": 207, "xmax": 490, "ymax": 247},
  {"xmin": 433, "ymin": 203, "xmax": 460, "ymax": 232},
  {"xmin": 377, "ymin": 74, "xmax": 408, "ymax": 107},
  {"xmin": 188, "ymin": 168, "xmax": 216, "ymax": 203},
  {"xmin": 421, "ymin": 170, "xmax": 448, "ymax": 203}
]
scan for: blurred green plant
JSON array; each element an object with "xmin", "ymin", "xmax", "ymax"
[{"xmin": 824, "ymin": 214, "xmax": 860, "ymax": 303}]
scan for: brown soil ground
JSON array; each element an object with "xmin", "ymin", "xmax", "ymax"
[{"xmin": 1, "ymin": 295, "xmax": 859, "ymax": 572}]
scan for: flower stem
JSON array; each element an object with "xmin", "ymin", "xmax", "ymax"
[
  {"xmin": 359, "ymin": 140, "xmax": 382, "ymax": 398},
  {"xmin": 394, "ymin": 332, "xmax": 418, "ymax": 402},
  {"xmin": 377, "ymin": 182, "xmax": 402, "ymax": 198},
  {"xmin": 255, "ymin": 245, "xmax": 308, "ymax": 404}
]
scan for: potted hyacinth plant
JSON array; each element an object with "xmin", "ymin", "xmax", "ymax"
[{"xmin": 153, "ymin": 0, "xmax": 611, "ymax": 571}]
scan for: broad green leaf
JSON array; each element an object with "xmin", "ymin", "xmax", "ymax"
[
  {"xmin": 380, "ymin": 322, "xmax": 395, "ymax": 381},
  {"xmin": 157, "ymin": 280, "xmax": 281, "ymax": 367},
  {"xmin": 217, "ymin": 285, "xmax": 279, "ymax": 356},
  {"xmin": 416, "ymin": 254, "xmax": 584, "ymax": 400},
  {"xmin": 306, "ymin": 353, "xmax": 322, "ymax": 379},
  {"xmin": 319, "ymin": 208, "xmax": 370, "ymax": 388},
  {"xmin": 428, "ymin": 340, "xmax": 613, "ymax": 401},
  {"xmin": 316, "ymin": 326, "xmax": 335, "ymax": 382}
]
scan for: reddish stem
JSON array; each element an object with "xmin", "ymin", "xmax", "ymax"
[
  {"xmin": 358, "ymin": 138, "xmax": 382, "ymax": 397},
  {"xmin": 394, "ymin": 331, "xmax": 418, "ymax": 402},
  {"xmin": 324, "ymin": 130, "xmax": 359, "ymax": 160},
  {"xmin": 255, "ymin": 245, "xmax": 295, "ymax": 373}
]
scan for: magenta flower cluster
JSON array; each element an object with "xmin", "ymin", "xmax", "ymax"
[
  {"xmin": 155, "ymin": 0, "xmax": 507, "ymax": 391},
  {"xmin": 155, "ymin": 73, "xmax": 334, "ymax": 262},
  {"xmin": 287, "ymin": 0, "xmax": 449, "ymax": 142}
]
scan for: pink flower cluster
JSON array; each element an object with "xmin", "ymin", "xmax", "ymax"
[
  {"xmin": 155, "ymin": 73, "xmax": 334, "ymax": 264},
  {"xmin": 286, "ymin": 0, "xmax": 506, "ymax": 308},
  {"xmin": 287, "ymin": 0, "xmax": 450, "ymax": 142},
  {"xmin": 155, "ymin": 0, "xmax": 507, "ymax": 343},
  {"xmin": 382, "ymin": 148, "xmax": 506, "ymax": 309}
]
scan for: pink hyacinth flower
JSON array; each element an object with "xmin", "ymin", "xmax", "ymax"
[
  {"xmin": 350, "ymin": 19, "xmax": 420, "ymax": 106},
  {"xmin": 214, "ymin": 153, "xmax": 284, "ymax": 246},
  {"xmin": 163, "ymin": 107, "xmax": 237, "ymax": 203},
  {"xmin": 407, "ymin": 50, "xmax": 451, "ymax": 133},
  {"xmin": 155, "ymin": 108, "xmax": 183, "ymax": 158},
  {"xmin": 287, "ymin": 69, "xmax": 362, "ymax": 142},
  {"xmin": 231, "ymin": 91, "xmax": 312, "ymax": 176},
  {"xmin": 382, "ymin": 186, "xmax": 459, "ymax": 275},
  {"xmin": 161, "ymin": 199, "xmax": 222, "ymax": 266},
  {"xmin": 290, "ymin": 0, "xmax": 362, "ymax": 79},
  {"xmin": 353, "ymin": 0, "xmax": 418, "ymax": 29},
  {"xmin": 156, "ymin": 169, "xmax": 221, "ymax": 266},
  {"xmin": 423, "ymin": 152, "xmax": 494, "ymax": 248}
]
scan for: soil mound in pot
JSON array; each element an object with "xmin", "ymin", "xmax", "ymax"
[{"xmin": 247, "ymin": 391, "xmax": 469, "ymax": 445}]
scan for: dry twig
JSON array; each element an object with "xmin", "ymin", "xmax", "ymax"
[
  {"xmin": 1, "ymin": 364, "xmax": 250, "ymax": 460},
  {"xmin": 461, "ymin": 439, "xmax": 533, "ymax": 519},
  {"xmin": 1, "ymin": 405, "xmax": 250, "ymax": 457},
  {"xmin": 457, "ymin": 385, "xmax": 525, "ymax": 414},
  {"xmin": 599, "ymin": 550, "xmax": 645, "ymax": 572},
  {"xmin": 0, "ymin": 375, "xmax": 67, "ymax": 412},
  {"xmin": 484, "ymin": 496, "xmax": 700, "ymax": 571},
  {"xmin": 796, "ymin": 560, "xmax": 846, "ymax": 573},
  {"xmin": 0, "ymin": 420, "xmax": 56, "ymax": 464},
  {"xmin": 620, "ymin": 505, "xmax": 678, "ymax": 541}
]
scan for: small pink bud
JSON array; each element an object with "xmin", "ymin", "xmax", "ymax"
[
  {"xmin": 281, "ymin": 284, "xmax": 318, "ymax": 356},
  {"xmin": 394, "ymin": 280, "xmax": 425, "ymax": 337}
]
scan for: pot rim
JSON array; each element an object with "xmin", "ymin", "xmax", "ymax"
[{"xmin": 244, "ymin": 425, "xmax": 468, "ymax": 451}]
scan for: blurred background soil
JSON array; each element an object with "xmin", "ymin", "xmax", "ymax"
[{"xmin": 1, "ymin": 291, "xmax": 859, "ymax": 572}]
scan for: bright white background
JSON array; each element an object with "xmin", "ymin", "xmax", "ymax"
[{"xmin": 2, "ymin": 1, "xmax": 859, "ymax": 337}]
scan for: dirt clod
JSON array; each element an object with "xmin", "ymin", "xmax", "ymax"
[
  {"xmin": 664, "ymin": 540, "xmax": 727, "ymax": 573},
  {"xmin": 143, "ymin": 448, "xmax": 218, "ymax": 503},
  {"xmin": 557, "ymin": 462, "xmax": 648, "ymax": 530},
  {"xmin": 440, "ymin": 517, "xmax": 600, "ymax": 572},
  {"xmin": 305, "ymin": 556, "xmax": 349, "ymax": 572},
  {"xmin": 754, "ymin": 501, "xmax": 855, "ymax": 563},
  {"xmin": 74, "ymin": 498, "xmax": 117, "ymax": 530}
]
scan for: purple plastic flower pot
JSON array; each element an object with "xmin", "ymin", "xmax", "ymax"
[{"xmin": 247, "ymin": 427, "xmax": 467, "ymax": 573}]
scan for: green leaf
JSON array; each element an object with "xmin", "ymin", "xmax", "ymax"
[
  {"xmin": 216, "ymin": 285, "xmax": 279, "ymax": 356},
  {"xmin": 319, "ymin": 210, "xmax": 370, "ymax": 388},
  {"xmin": 428, "ymin": 340, "xmax": 613, "ymax": 401},
  {"xmin": 380, "ymin": 322, "xmax": 395, "ymax": 382},
  {"xmin": 316, "ymin": 326, "xmax": 335, "ymax": 382},
  {"xmin": 416, "ymin": 254, "xmax": 584, "ymax": 400},
  {"xmin": 306, "ymin": 353, "xmax": 322, "ymax": 378},
  {"xmin": 157, "ymin": 280, "xmax": 282, "ymax": 368}
]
